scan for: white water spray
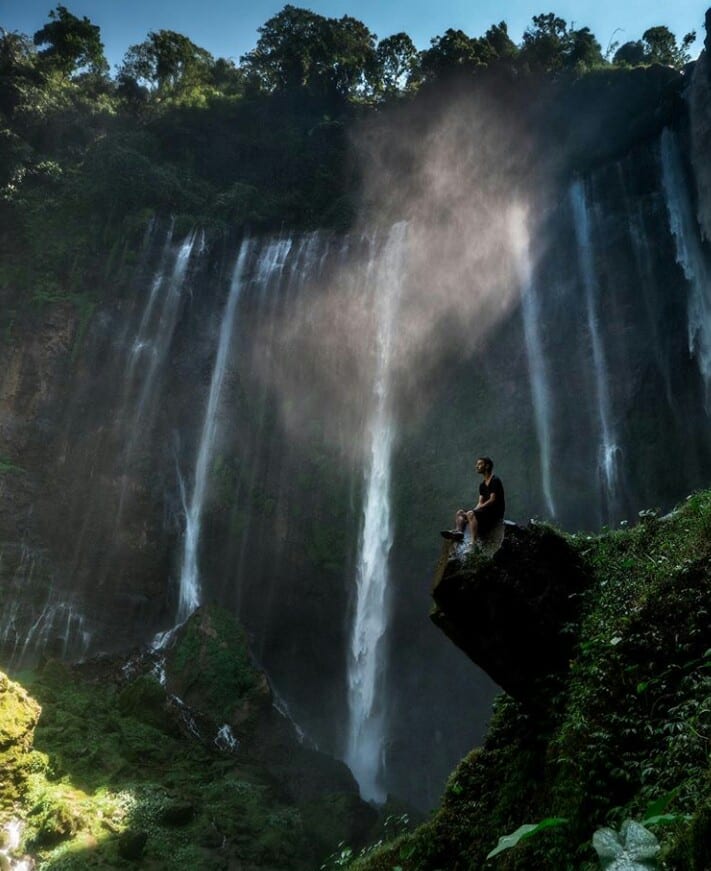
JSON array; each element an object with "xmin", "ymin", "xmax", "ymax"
[
  {"xmin": 133, "ymin": 232, "xmax": 196, "ymax": 427},
  {"xmin": 570, "ymin": 180, "xmax": 620, "ymax": 518},
  {"xmin": 660, "ymin": 128, "xmax": 711, "ymax": 406},
  {"xmin": 509, "ymin": 205, "xmax": 556, "ymax": 518},
  {"xmin": 177, "ymin": 240, "xmax": 251, "ymax": 621},
  {"xmin": 345, "ymin": 223, "xmax": 407, "ymax": 803}
]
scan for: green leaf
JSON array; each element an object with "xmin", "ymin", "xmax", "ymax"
[
  {"xmin": 486, "ymin": 818, "xmax": 568, "ymax": 859},
  {"xmin": 643, "ymin": 813, "xmax": 691, "ymax": 827},
  {"xmin": 643, "ymin": 788, "xmax": 678, "ymax": 821}
]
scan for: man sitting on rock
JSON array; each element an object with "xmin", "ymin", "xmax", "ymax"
[{"xmin": 441, "ymin": 456, "xmax": 505, "ymax": 546}]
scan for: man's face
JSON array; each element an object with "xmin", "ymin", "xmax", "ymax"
[{"xmin": 475, "ymin": 459, "xmax": 486, "ymax": 475}]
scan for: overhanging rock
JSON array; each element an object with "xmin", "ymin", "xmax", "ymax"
[{"xmin": 430, "ymin": 524, "xmax": 590, "ymax": 703}]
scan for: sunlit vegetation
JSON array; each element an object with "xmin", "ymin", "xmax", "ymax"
[
  {"xmin": 0, "ymin": 4, "xmax": 698, "ymax": 309},
  {"xmin": 0, "ymin": 606, "xmax": 368, "ymax": 869}
]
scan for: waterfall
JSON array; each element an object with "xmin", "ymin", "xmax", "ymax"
[
  {"xmin": 232, "ymin": 235, "xmax": 294, "ymax": 613},
  {"xmin": 127, "ymin": 220, "xmax": 176, "ymax": 382},
  {"xmin": 177, "ymin": 240, "xmax": 251, "ymax": 621},
  {"xmin": 660, "ymin": 128, "xmax": 711, "ymax": 406},
  {"xmin": 509, "ymin": 206, "xmax": 556, "ymax": 518},
  {"xmin": 132, "ymin": 231, "xmax": 197, "ymax": 430},
  {"xmin": 345, "ymin": 223, "xmax": 407, "ymax": 803},
  {"xmin": 114, "ymin": 230, "xmax": 196, "ymax": 524},
  {"xmin": 570, "ymin": 180, "xmax": 620, "ymax": 520}
]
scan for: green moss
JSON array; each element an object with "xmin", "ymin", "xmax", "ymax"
[
  {"xmin": 169, "ymin": 605, "xmax": 258, "ymax": 723},
  {"xmin": 1, "ymin": 657, "xmax": 351, "ymax": 869},
  {"xmin": 0, "ymin": 672, "xmax": 41, "ymax": 809},
  {"xmin": 117, "ymin": 675, "xmax": 177, "ymax": 736},
  {"xmin": 0, "ymin": 456, "xmax": 25, "ymax": 476}
]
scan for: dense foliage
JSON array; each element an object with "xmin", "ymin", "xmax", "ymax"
[
  {"xmin": 0, "ymin": 4, "xmax": 698, "ymax": 316},
  {"xmin": 0, "ymin": 606, "xmax": 374, "ymax": 869},
  {"xmin": 344, "ymin": 494, "xmax": 711, "ymax": 870}
]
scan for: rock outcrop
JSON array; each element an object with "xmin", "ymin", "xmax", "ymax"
[
  {"xmin": 430, "ymin": 525, "xmax": 590, "ymax": 703},
  {"xmin": 164, "ymin": 605, "xmax": 373, "ymax": 824},
  {"xmin": 0, "ymin": 672, "xmax": 41, "ymax": 809}
]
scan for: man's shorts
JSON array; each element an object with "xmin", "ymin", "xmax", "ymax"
[{"xmin": 473, "ymin": 507, "xmax": 503, "ymax": 536}]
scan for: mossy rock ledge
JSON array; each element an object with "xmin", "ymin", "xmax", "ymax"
[{"xmin": 431, "ymin": 524, "xmax": 591, "ymax": 703}]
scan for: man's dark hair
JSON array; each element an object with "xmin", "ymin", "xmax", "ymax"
[{"xmin": 478, "ymin": 456, "xmax": 494, "ymax": 474}]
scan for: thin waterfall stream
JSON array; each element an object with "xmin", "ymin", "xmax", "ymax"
[
  {"xmin": 660, "ymin": 127, "xmax": 711, "ymax": 407},
  {"xmin": 570, "ymin": 180, "xmax": 620, "ymax": 520},
  {"xmin": 345, "ymin": 223, "xmax": 407, "ymax": 802},
  {"xmin": 509, "ymin": 205, "xmax": 556, "ymax": 518},
  {"xmin": 177, "ymin": 239, "xmax": 251, "ymax": 621}
]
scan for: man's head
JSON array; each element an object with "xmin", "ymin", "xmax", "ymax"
[{"xmin": 476, "ymin": 457, "xmax": 493, "ymax": 476}]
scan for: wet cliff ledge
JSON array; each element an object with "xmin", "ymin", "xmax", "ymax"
[
  {"xmin": 353, "ymin": 491, "xmax": 711, "ymax": 870},
  {"xmin": 0, "ymin": 605, "xmax": 376, "ymax": 870},
  {"xmin": 431, "ymin": 524, "xmax": 591, "ymax": 703}
]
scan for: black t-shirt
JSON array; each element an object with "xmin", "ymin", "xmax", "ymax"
[{"xmin": 479, "ymin": 475, "xmax": 505, "ymax": 519}]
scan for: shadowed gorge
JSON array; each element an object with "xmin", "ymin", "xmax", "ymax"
[{"xmin": 1, "ymin": 3, "xmax": 711, "ymax": 867}]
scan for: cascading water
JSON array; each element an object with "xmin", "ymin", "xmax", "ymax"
[
  {"xmin": 177, "ymin": 239, "xmax": 251, "ymax": 622},
  {"xmin": 660, "ymin": 128, "xmax": 711, "ymax": 407},
  {"xmin": 126, "ymin": 221, "xmax": 176, "ymax": 382},
  {"xmin": 570, "ymin": 180, "xmax": 620, "ymax": 520},
  {"xmin": 233, "ymin": 235, "xmax": 295, "ymax": 609},
  {"xmin": 132, "ymin": 231, "xmax": 197, "ymax": 431},
  {"xmin": 509, "ymin": 206, "xmax": 556, "ymax": 518},
  {"xmin": 345, "ymin": 223, "xmax": 407, "ymax": 803},
  {"xmin": 114, "ymin": 229, "xmax": 197, "ymax": 529}
]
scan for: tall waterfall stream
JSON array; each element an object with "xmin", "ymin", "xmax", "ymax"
[{"xmin": 345, "ymin": 224, "xmax": 408, "ymax": 802}]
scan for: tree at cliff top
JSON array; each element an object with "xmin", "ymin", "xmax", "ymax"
[
  {"xmin": 614, "ymin": 26, "xmax": 697, "ymax": 68},
  {"xmin": 240, "ymin": 5, "xmax": 378, "ymax": 102},
  {"xmin": 520, "ymin": 13, "xmax": 604, "ymax": 73},
  {"xmin": 33, "ymin": 3, "xmax": 108, "ymax": 78},
  {"xmin": 118, "ymin": 29, "xmax": 223, "ymax": 104}
]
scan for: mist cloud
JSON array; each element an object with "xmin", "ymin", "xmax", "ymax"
[{"xmin": 256, "ymin": 85, "xmax": 540, "ymax": 457}]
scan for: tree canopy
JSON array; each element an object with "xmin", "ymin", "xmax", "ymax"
[
  {"xmin": 240, "ymin": 5, "xmax": 377, "ymax": 100},
  {"xmin": 521, "ymin": 13, "xmax": 604, "ymax": 72},
  {"xmin": 32, "ymin": 4, "xmax": 107, "ymax": 77},
  {"xmin": 614, "ymin": 26, "xmax": 696, "ymax": 68},
  {"xmin": 119, "ymin": 30, "xmax": 215, "ymax": 97}
]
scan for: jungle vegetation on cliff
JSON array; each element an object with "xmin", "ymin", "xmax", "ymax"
[
  {"xmin": 0, "ymin": 4, "xmax": 698, "ymax": 309},
  {"xmin": 347, "ymin": 493, "xmax": 711, "ymax": 870}
]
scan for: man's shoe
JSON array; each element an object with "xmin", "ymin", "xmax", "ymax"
[{"xmin": 440, "ymin": 530, "xmax": 464, "ymax": 542}]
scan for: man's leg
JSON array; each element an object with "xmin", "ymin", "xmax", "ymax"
[
  {"xmin": 441, "ymin": 510, "xmax": 466, "ymax": 541},
  {"xmin": 467, "ymin": 510, "xmax": 478, "ymax": 541}
]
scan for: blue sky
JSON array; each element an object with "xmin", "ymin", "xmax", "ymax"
[{"xmin": 2, "ymin": 0, "xmax": 708, "ymax": 71}]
